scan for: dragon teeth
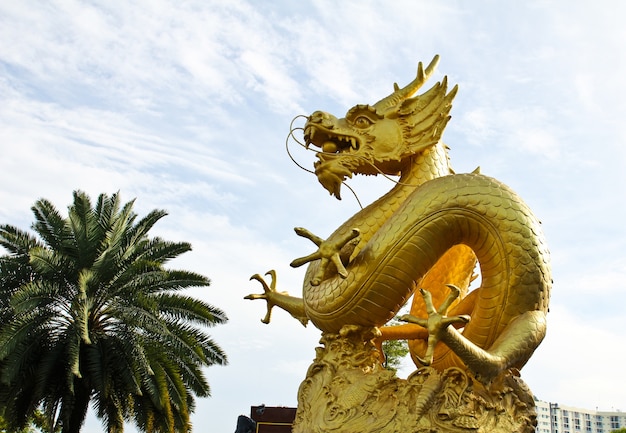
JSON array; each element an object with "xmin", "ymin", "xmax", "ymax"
[{"xmin": 327, "ymin": 135, "xmax": 358, "ymax": 149}]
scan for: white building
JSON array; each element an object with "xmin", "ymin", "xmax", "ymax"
[{"xmin": 535, "ymin": 399, "xmax": 625, "ymax": 433}]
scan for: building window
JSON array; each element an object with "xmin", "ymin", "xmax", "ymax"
[{"xmin": 610, "ymin": 416, "xmax": 619, "ymax": 429}]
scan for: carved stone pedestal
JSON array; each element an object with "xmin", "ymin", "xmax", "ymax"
[{"xmin": 293, "ymin": 326, "xmax": 537, "ymax": 433}]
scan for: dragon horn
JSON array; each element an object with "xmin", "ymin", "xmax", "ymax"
[{"xmin": 372, "ymin": 55, "xmax": 440, "ymax": 113}]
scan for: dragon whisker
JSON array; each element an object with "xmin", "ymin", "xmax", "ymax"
[
  {"xmin": 286, "ymin": 118, "xmax": 364, "ymax": 209},
  {"xmin": 285, "ymin": 114, "xmax": 416, "ymax": 209}
]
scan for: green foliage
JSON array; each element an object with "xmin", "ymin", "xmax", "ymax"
[
  {"xmin": 382, "ymin": 338, "xmax": 410, "ymax": 372},
  {"xmin": 1, "ymin": 417, "xmax": 31, "ymax": 433},
  {"xmin": 1, "ymin": 412, "xmax": 33, "ymax": 433},
  {"xmin": 610, "ymin": 428, "xmax": 626, "ymax": 433},
  {"xmin": 381, "ymin": 316, "xmax": 410, "ymax": 372},
  {"xmin": 0, "ymin": 191, "xmax": 228, "ymax": 433},
  {"xmin": 0, "ymin": 409, "xmax": 59, "ymax": 433}
]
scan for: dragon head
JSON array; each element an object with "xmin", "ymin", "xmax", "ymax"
[{"xmin": 303, "ymin": 55, "xmax": 458, "ymax": 199}]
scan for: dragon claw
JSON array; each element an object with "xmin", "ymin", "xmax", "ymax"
[
  {"xmin": 246, "ymin": 270, "xmax": 279, "ymax": 324},
  {"xmin": 293, "ymin": 227, "xmax": 324, "ymax": 245},
  {"xmin": 401, "ymin": 284, "xmax": 471, "ymax": 366},
  {"xmin": 290, "ymin": 227, "xmax": 360, "ymax": 286}
]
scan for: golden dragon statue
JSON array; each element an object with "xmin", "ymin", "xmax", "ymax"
[{"xmin": 246, "ymin": 56, "xmax": 551, "ymax": 433}]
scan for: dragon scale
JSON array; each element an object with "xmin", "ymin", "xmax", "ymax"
[{"xmin": 303, "ymin": 171, "xmax": 550, "ymax": 370}]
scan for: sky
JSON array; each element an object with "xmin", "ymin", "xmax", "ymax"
[{"xmin": 1, "ymin": 1, "xmax": 626, "ymax": 432}]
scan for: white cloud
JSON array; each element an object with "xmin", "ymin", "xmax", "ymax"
[{"xmin": 524, "ymin": 306, "xmax": 626, "ymax": 411}]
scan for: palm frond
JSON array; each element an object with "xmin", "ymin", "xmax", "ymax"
[
  {"xmin": 0, "ymin": 308, "xmax": 50, "ymax": 362},
  {"xmin": 10, "ymin": 279, "xmax": 66, "ymax": 317},
  {"xmin": 29, "ymin": 246, "xmax": 74, "ymax": 281},
  {"xmin": 158, "ymin": 321, "xmax": 228, "ymax": 368},
  {"xmin": 125, "ymin": 208, "xmax": 165, "ymax": 243},
  {"xmin": 155, "ymin": 293, "xmax": 226, "ymax": 325},
  {"xmin": 94, "ymin": 192, "xmax": 123, "ymax": 231},
  {"xmin": 30, "ymin": 198, "xmax": 70, "ymax": 252},
  {"xmin": 68, "ymin": 191, "xmax": 102, "ymax": 268},
  {"xmin": 0, "ymin": 224, "xmax": 41, "ymax": 255},
  {"xmin": 137, "ymin": 239, "xmax": 193, "ymax": 266}
]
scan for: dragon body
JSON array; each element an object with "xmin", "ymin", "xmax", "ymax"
[{"xmin": 248, "ymin": 56, "xmax": 551, "ymax": 382}]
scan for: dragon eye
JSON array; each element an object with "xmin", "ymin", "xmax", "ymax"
[{"xmin": 354, "ymin": 116, "xmax": 372, "ymax": 128}]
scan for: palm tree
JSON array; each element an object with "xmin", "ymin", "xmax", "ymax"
[{"xmin": 0, "ymin": 191, "xmax": 227, "ymax": 433}]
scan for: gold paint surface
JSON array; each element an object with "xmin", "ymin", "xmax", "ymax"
[{"xmin": 246, "ymin": 56, "xmax": 551, "ymax": 432}]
